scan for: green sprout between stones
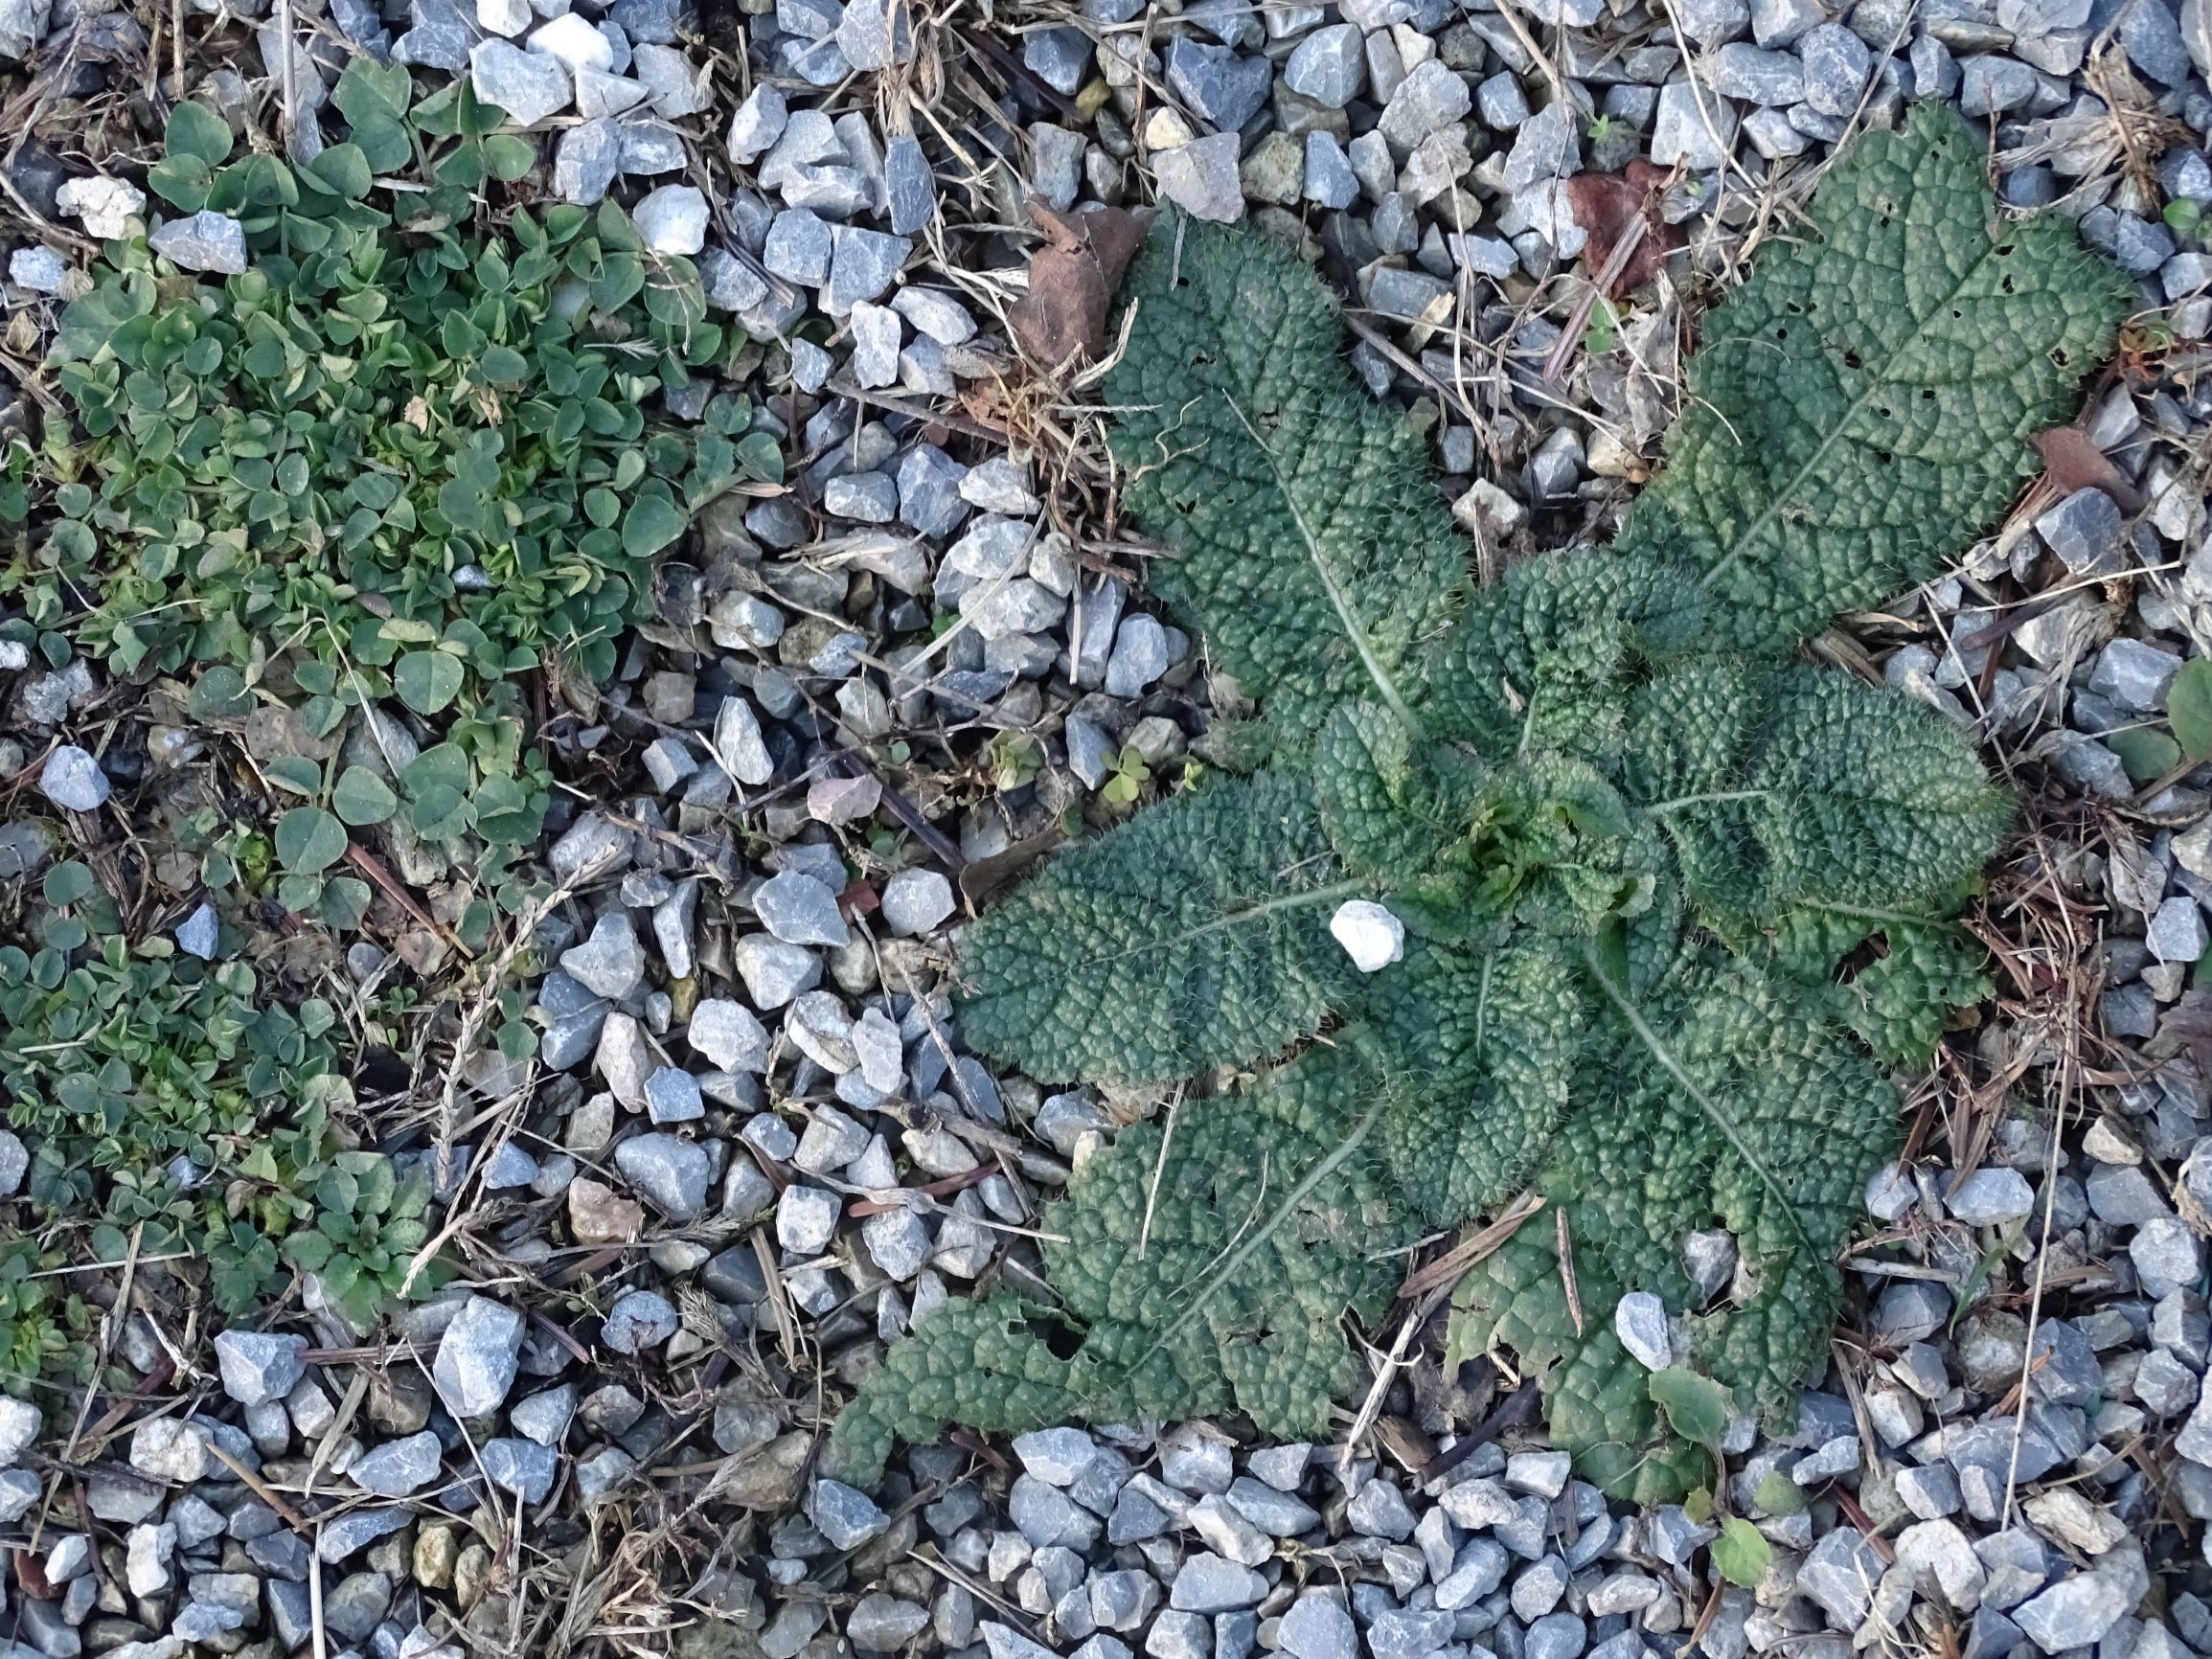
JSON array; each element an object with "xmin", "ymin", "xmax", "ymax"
[{"xmin": 6, "ymin": 63, "xmax": 782, "ymax": 923}]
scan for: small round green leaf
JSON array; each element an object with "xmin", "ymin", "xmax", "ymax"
[
  {"xmin": 1710, "ymin": 1518, "xmax": 1770, "ymax": 1589},
  {"xmin": 274, "ymin": 807, "xmax": 349, "ymax": 875},
  {"xmin": 1647, "ymin": 1367, "xmax": 1732, "ymax": 1446},
  {"xmin": 2170, "ymin": 658, "xmax": 2212, "ymax": 761},
  {"xmin": 332, "ymin": 766, "xmax": 399, "ymax": 827},
  {"xmin": 395, "ymin": 649, "xmax": 466, "ymax": 716},
  {"xmin": 165, "ymin": 101, "xmax": 235, "ymax": 167},
  {"xmin": 620, "ymin": 494, "xmax": 688, "ymax": 559},
  {"xmin": 2108, "ymin": 725, "xmax": 2181, "ymax": 784},
  {"xmin": 1752, "ymin": 1469, "xmax": 1808, "ymax": 1516}
]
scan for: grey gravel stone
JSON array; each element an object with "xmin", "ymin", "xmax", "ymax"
[
  {"xmin": 1380, "ymin": 59, "xmax": 1473, "ymax": 150},
  {"xmin": 38, "ymin": 744, "xmax": 109, "ymax": 812},
  {"xmin": 149, "ymin": 210, "xmax": 249, "ymax": 274},
  {"xmin": 809, "ymin": 1477, "xmax": 890, "ymax": 1549},
  {"xmin": 2132, "ymin": 1215, "xmax": 2204, "ymax": 1298},
  {"xmin": 827, "ymin": 225, "xmax": 911, "ymax": 313},
  {"xmin": 1711, "ymin": 41, "xmax": 1805, "ymax": 102},
  {"xmin": 614, "ymin": 1133, "xmax": 711, "ymax": 1220},
  {"xmin": 1652, "ymin": 79, "xmax": 1735, "ymax": 169},
  {"xmin": 0, "ymin": 1398, "xmax": 39, "ymax": 1466},
  {"xmin": 727, "ymin": 81, "xmax": 787, "ymax": 162},
  {"xmin": 470, "ymin": 38, "xmax": 571, "ymax": 123},
  {"xmin": 214, "ymin": 1332, "xmax": 308, "ymax": 1409},
  {"xmin": 886, "ymin": 133, "xmax": 937, "ymax": 233},
  {"xmin": 754, "ymin": 870, "xmax": 851, "ymax": 946},
  {"xmin": 1526, "ymin": 1614, "xmax": 1587, "ymax": 1659},
  {"xmin": 1285, "ymin": 22, "xmax": 1365, "ymax": 104},
  {"xmin": 482, "ymin": 1435, "xmax": 560, "ymax": 1503},
  {"xmin": 561, "ymin": 912, "xmax": 645, "ymax": 999},
  {"xmin": 2148, "ymin": 896, "xmax": 2208, "ymax": 962},
  {"xmin": 1958, "ymin": 54, "xmax": 2037, "ymax": 116},
  {"xmin": 1153, "ymin": 134, "xmax": 1244, "ymax": 222},
  {"xmin": 350, "ymin": 1429, "xmax": 443, "ymax": 1496},
  {"xmin": 1279, "ymin": 1594, "xmax": 1356, "ymax": 1659},
  {"xmin": 1170, "ymin": 1552, "xmax": 1268, "ymax": 1612},
  {"xmin": 1799, "ymin": 1526, "xmax": 1885, "ymax": 1628},
  {"xmin": 1799, "ymin": 22, "xmax": 1871, "ymax": 114},
  {"xmin": 431, "ymin": 1294, "xmax": 525, "ymax": 1419},
  {"xmin": 777, "ymin": 1183, "xmax": 840, "ymax": 1253},
  {"xmin": 2013, "ymin": 1572, "xmax": 2135, "ymax": 1651},
  {"xmin": 1165, "ymin": 36, "xmax": 1272, "ymax": 130},
  {"xmin": 1946, "ymin": 1167, "xmax": 2035, "ymax": 1225},
  {"xmin": 603, "ymin": 1288, "xmax": 680, "ymax": 1352},
  {"xmin": 1613, "ymin": 1290, "xmax": 1672, "ymax": 1369}
]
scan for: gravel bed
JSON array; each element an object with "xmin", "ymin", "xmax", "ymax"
[{"xmin": 2, "ymin": 0, "xmax": 2212, "ymax": 1654}]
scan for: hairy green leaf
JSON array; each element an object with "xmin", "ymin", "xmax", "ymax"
[
  {"xmin": 959, "ymin": 772, "xmax": 1356, "ymax": 1084},
  {"xmin": 1712, "ymin": 1518, "xmax": 1772, "ymax": 1588},
  {"xmin": 1106, "ymin": 221, "xmax": 1470, "ymax": 750},
  {"xmin": 833, "ymin": 1041, "xmax": 1405, "ymax": 1488},
  {"xmin": 1648, "ymin": 1368, "xmax": 1733, "ymax": 1444},
  {"xmin": 2171, "ymin": 657, "xmax": 2212, "ymax": 761},
  {"xmin": 1614, "ymin": 104, "xmax": 2129, "ymax": 651}
]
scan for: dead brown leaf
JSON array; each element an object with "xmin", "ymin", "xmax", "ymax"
[
  {"xmin": 1565, "ymin": 159, "xmax": 1685, "ymax": 299},
  {"xmin": 1006, "ymin": 199, "xmax": 1154, "ymax": 370},
  {"xmin": 2030, "ymin": 422, "xmax": 2144, "ymax": 513}
]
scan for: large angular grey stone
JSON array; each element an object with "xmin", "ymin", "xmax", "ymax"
[
  {"xmin": 1284, "ymin": 23, "xmax": 1364, "ymax": 105},
  {"xmin": 431, "ymin": 1294, "xmax": 525, "ymax": 1419},
  {"xmin": 482, "ymin": 1435, "xmax": 559, "ymax": 1502},
  {"xmin": 556, "ymin": 117, "xmax": 621, "ymax": 203},
  {"xmin": 754, "ymin": 870, "xmax": 851, "ymax": 946},
  {"xmin": 470, "ymin": 38, "xmax": 571, "ymax": 124},
  {"xmin": 213, "ymin": 1332, "xmax": 308, "ymax": 1410},
  {"xmin": 349, "ymin": 1429, "xmax": 443, "ymax": 1497},
  {"xmin": 615, "ymin": 1133, "xmax": 711, "ymax": 1219}
]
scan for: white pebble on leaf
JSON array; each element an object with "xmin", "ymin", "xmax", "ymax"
[{"xmin": 1330, "ymin": 899, "xmax": 1404, "ymax": 973}]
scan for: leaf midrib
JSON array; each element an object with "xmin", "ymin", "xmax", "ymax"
[{"xmin": 1219, "ymin": 392, "xmax": 1425, "ymax": 737}]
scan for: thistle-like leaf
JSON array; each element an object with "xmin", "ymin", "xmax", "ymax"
[
  {"xmin": 1624, "ymin": 660, "xmax": 2013, "ymax": 933},
  {"xmin": 957, "ymin": 771, "xmax": 1355, "ymax": 1085},
  {"xmin": 832, "ymin": 1041, "xmax": 1407, "ymax": 1487},
  {"xmin": 1358, "ymin": 938, "xmax": 1586, "ymax": 1226},
  {"xmin": 1106, "ymin": 221, "xmax": 1470, "ymax": 750},
  {"xmin": 1420, "ymin": 547, "xmax": 1711, "ymax": 762},
  {"xmin": 1448, "ymin": 966, "xmax": 1898, "ymax": 1501},
  {"xmin": 1612, "ymin": 103, "xmax": 2131, "ymax": 651}
]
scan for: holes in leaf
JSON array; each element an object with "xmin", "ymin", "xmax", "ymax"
[
  {"xmin": 1843, "ymin": 350, "xmax": 1863, "ymax": 370},
  {"xmin": 1018, "ymin": 1311, "xmax": 1086, "ymax": 1360},
  {"xmin": 2052, "ymin": 347, "xmax": 2069, "ymax": 366}
]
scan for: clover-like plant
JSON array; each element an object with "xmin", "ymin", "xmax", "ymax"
[
  {"xmin": 0, "ymin": 854, "xmax": 445, "ymax": 1327},
  {"xmin": 7, "ymin": 65, "xmax": 782, "ymax": 922},
  {"xmin": 832, "ymin": 108, "xmax": 2129, "ymax": 1497}
]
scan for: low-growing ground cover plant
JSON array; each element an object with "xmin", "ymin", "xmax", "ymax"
[
  {"xmin": 0, "ymin": 66, "xmax": 777, "ymax": 1358},
  {"xmin": 832, "ymin": 107, "xmax": 2130, "ymax": 1500},
  {"xmin": 6, "ymin": 65, "xmax": 781, "ymax": 928}
]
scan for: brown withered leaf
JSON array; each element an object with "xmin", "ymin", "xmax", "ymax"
[
  {"xmin": 2030, "ymin": 422, "xmax": 2144, "ymax": 513},
  {"xmin": 1006, "ymin": 199, "xmax": 1154, "ymax": 369},
  {"xmin": 1565, "ymin": 159, "xmax": 1685, "ymax": 299}
]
